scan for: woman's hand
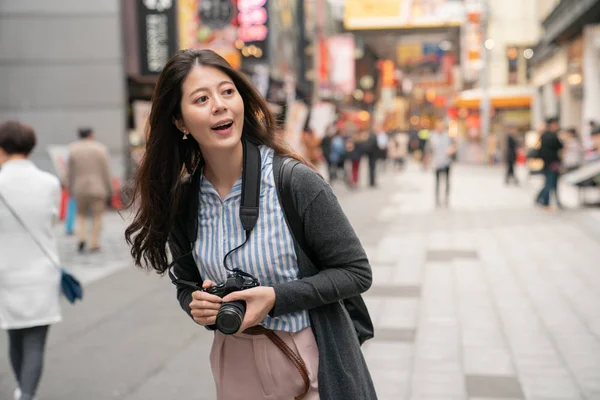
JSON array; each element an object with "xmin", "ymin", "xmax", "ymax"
[
  {"xmin": 189, "ymin": 280, "xmax": 222, "ymax": 326},
  {"xmin": 222, "ymin": 287, "xmax": 276, "ymax": 334}
]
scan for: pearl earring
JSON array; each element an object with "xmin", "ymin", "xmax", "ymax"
[{"xmin": 182, "ymin": 130, "xmax": 188, "ymax": 140}]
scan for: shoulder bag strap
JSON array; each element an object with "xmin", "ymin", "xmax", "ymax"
[
  {"xmin": 277, "ymin": 158, "xmax": 313, "ymax": 257},
  {"xmin": 0, "ymin": 191, "xmax": 61, "ymax": 270}
]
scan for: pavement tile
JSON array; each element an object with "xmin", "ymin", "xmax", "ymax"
[
  {"xmin": 465, "ymin": 375, "xmax": 524, "ymax": 399},
  {"xmin": 374, "ymin": 328, "xmax": 417, "ymax": 343},
  {"xmin": 368, "ymin": 284, "xmax": 422, "ymax": 298}
]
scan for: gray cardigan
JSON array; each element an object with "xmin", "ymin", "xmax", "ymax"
[{"xmin": 168, "ymin": 155, "xmax": 378, "ymax": 399}]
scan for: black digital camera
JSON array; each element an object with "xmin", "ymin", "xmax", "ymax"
[{"xmin": 205, "ymin": 269, "xmax": 260, "ymax": 334}]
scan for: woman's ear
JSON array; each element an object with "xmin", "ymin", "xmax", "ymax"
[{"xmin": 173, "ymin": 118, "xmax": 186, "ymax": 133}]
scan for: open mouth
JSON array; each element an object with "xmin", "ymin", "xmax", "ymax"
[{"xmin": 211, "ymin": 121, "xmax": 233, "ymax": 131}]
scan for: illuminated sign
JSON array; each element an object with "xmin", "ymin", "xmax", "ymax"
[
  {"xmin": 237, "ymin": 0, "xmax": 268, "ymax": 43},
  {"xmin": 199, "ymin": 0, "xmax": 234, "ymax": 29},
  {"xmin": 136, "ymin": 0, "xmax": 178, "ymax": 75}
]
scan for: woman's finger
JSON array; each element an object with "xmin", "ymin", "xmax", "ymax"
[
  {"xmin": 191, "ymin": 308, "xmax": 219, "ymax": 318},
  {"xmin": 193, "ymin": 316, "xmax": 217, "ymax": 326},
  {"xmin": 190, "ymin": 299, "xmax": 222, "ymax": 311},
  {"xmin": 191, "ymin": 290, "xmax": 222, "ymax": 303}
]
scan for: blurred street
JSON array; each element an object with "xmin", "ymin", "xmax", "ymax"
[{"xmin": 1, "ymin": 162, "xmax": 599, "ymax": 400}]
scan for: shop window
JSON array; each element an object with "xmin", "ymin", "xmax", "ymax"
[
  {"xmin": 506, "ymin": 45, "xmax": 534, "ymax": 85},
  {"xmin": 507, "ymin": 46, "xmax": 520, "ymax": 85}
]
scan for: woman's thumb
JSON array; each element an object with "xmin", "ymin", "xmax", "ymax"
[{"xmin": 202, "ymin": 279, "xmax": 216, "ymax": 289}]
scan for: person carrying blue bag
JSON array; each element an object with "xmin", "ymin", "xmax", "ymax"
[{"xmin": 0, "ymin": 120, "xmax": 82, "ymax": 400}]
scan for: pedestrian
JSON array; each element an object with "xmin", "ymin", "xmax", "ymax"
[
  {"xmin": 66, "ymin": 127, "xmax": 112, "ymax": 253},
  {"xmin": 327, "ymin": 129, "xmax": 347, "ymax": 184},
  {"xmin": 124, "ymin": 49, "xmax": 376, "ymax": 400},
  {"xmin": 375, "ymin": 126, "xmax": 389, "ymax": 174},
  {"xmin": 590, "ymin": 120, "xmax": 599, "ymax": 136},
  {"xmin": 301, "ymin": 127, "xmax": 322, "ymax": 166},
  {"xmin": 347, "ymin": 132, "xmax": 366, "ymax": 188},
  {"xmin": 0, "ymin": 121, "xmax": 62, "ymax": 400},
  {"xmin": 535, "ymin": 117, "xmax": 563, "ymax": 209},
  {"xmin": 388, "ymin": 132, "xmax": 409, "ymax": 170},
  {"xmin": 320, "ymin": 125, "xmax": 334, "ymax": 179},
  {"xmin": 505, "ymin": 126, "xmax": 520, "ymax": 185},
  {"xmin": 425, "ymin": 121, "xmax": 455, "ymax": 207},
  {"xmin": 562, "ymin": 128, "xmax": 583, "ymax": 173}
]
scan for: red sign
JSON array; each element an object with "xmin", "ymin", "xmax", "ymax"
[
  {"xmin": 318, "ymin": 38, "xmax": 329, "ymax": 85},
  {"xmin": 380, "ymin": 60, "xmax": 395, "ymax": 88}
]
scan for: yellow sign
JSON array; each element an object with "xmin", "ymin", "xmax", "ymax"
[
  {"xmin": 397, "ymin": 43, "xmax": 422, "ymax": 66},
  {"xmin": 344, "ymin": 0, "xmax": 463, "ymax": 30},
  {"xmin": 344, "ymin": 0, "xmax": 403, "ymax": 30},
  {"xmin": 344, "ymin": 0, "xmax": 403, "ymax": 20},
  {"xmin": 178, "ymin": 0, "xmax": 198, "ymax": 50}
]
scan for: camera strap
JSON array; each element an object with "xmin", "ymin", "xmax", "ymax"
[
  {"xmin": 221, "ymin": 139, "xmax": 261, "ymax": 272},
  {"xmin": 168, "ymin": 139, "xmax": 262, "ymax": 277},
  {"xmin": 240, "ymin": 139, "xmax": 261, "ymax": 234}
]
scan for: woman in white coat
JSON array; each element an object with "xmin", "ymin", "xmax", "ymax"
[{"xmin": 0, "ymin": 121, "xmax": 62, "ymax": 400}]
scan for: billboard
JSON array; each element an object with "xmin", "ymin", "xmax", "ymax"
[
  {"xmin": 124, "ymin": 0, "xmax": 178, "ymax": 75},
  {"xmin": 344, "ymin": 0, "xmax": 464, "ymax": 30},
  {"xmin": 178, "ymin": 0, "xmax": 241, "ymax": 68},
  {"xmin": 397, "ymin": 42, "xmax": 456, "ymax": 88},
  {"xmin": 328, "ymin": 34, "xmax": 356, "ymax": 95}
]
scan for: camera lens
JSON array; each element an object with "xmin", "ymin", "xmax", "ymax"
[{"xmin": 215, "ymin": 300, "xmax": 246, "ymax": 335}]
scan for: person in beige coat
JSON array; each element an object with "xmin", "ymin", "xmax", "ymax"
[{"xmin": 66, "ymin": 128, "xmax": 112, "ymax": 252}]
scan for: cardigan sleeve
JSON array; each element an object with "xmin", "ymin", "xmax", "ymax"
[
  {"xmin": 270, "ymin": 164, "xmax": 372, "ymax": 317},
  {"xmin": 167, "ymin": 215, "xmax": 201, "ymax": 321}
]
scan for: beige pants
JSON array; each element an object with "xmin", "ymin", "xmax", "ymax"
[
  {"xmin": 75, "ymin": 196, "xmax": 105, "ymax": 249},
  {"xmin": 210, "ymin": 327, "xmax": 319, "ymax": 400}
]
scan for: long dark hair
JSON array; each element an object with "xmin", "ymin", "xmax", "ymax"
[{"xmin": 125, "ymin": 49, "xmax": 307, "ymax": 273}]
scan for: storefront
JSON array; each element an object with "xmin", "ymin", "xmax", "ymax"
[
  {"xmin": 454, "ymin": 86, "xmax": 533, "ymax": 163},
  {"xmin": 122, "ymin": 0, "xmax": 179, "ymax": 178},
  {"xmin": 531, "ymin": 0, "xmax": 600, "ymax": 140}
]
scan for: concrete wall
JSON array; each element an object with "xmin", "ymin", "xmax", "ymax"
[
  {"xmin": 0, "ymin": 0, "xmax": 126, "ymax": 172},
  {"xmin": 536, "ymin": 0, "xmax": 560, "ymax": 22}
]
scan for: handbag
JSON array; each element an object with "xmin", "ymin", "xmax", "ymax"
[
  {"xmin": 277, "ymin": 158, "xmax": 375, "ymax": 345},
  {"xmin": 0, "ymin": 191, "xmax": 83, "ymax": 304}
]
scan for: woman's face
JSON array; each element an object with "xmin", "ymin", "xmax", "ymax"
[{"xmin": 177, "ymin": 65, "xmax": 244, "ymax": 153}]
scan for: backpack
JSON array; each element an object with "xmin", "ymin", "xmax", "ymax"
[{"xmin": 275, "ymin": 156, "xmax": 375, "ymax": 345}]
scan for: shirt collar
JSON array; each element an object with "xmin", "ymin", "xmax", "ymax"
[
  {"xmin": 200, "ymin": 169, "xmax": 243, "ymax": 201},
  {"xmin": 199, "ymin": 145, "xmax": 268, "ymax": 201},
  {"xmin": 0, "ymin": 158, "xmax": 35, "ymax": 170}
]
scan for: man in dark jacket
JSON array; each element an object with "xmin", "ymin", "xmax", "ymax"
[
  {"xmin": 505, "ymin": 126, "xmax": 519, "ymax": 185},
  {"xmin": 535, "ymin": 117, "xmax": 563, "ymax": 208}
]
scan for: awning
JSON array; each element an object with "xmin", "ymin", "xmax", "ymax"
[{"xmin": 455, "ymin": 86, "xmax": 534, "ymax": 109}]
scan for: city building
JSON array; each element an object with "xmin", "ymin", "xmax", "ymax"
[
  {"xmin": 455, "ymin": 0, "xmax": 539, "ymax": 163},
  {"xmin": 530, "ymin": 0, "xmax": 600, "ymax": 141},
  {"xmin": 0, "ymin": 0, "xmax": 127, "ymax": 174}
]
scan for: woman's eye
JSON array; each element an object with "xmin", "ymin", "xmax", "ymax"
[
  {"xmin": 223, "ymin": 88, "xmax": 234, "ymax": 95},
  {"xmin": 196, "ymin": 96, "xmax": 208, "ymax": 103}
]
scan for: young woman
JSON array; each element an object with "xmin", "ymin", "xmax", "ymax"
[
  {"xmin": 125, "ymin": 49, "xmax": 377, "ymax": 400},
  {"xmin": 0, "ymin": 121, "xmax": 62, "ymax": 400}
]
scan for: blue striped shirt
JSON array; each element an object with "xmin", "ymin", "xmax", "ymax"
[{"xmin": 192, "ymin": 146, "xmax": 311, "ymax": 332}]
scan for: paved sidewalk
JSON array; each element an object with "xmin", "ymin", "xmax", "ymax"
[
  {"xmin": 361, "ymin": 163, "xmax": 600, "ymax": 400},
  {"xmin": 1, "ymin": 162, "xmax": 599, "ymax": 400},
  {"xmin": 56, "ymin": 211, "xmax": 132, "ymax": 285}
]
